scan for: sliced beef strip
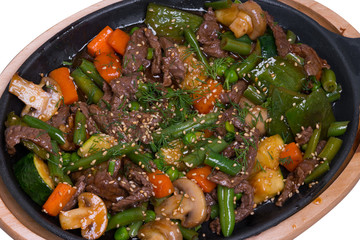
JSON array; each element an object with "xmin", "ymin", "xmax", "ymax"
[
  {"xmin": 197, "ymin": 8, "xmax": 228, "ymax": 58},
  {"xmin": 62, "ymin": 175, "xmax": 86, "ymax": 211},
  {"xmin": 5, "ymin": 125, "xmax": 53, "ymax": 155},
  {"xmin": 234, "ymin": 180, "xmax": 254, "ymax": 222},
  {"xmin": 295, "ymin": 126, "xmax": 313, "ymax": 145},
  {"xmin": 71, "ymin": 102, "xmax": 99, "ymax": 135},
  {"xmin": 159, "ymin": 37, "xmax": 185, "ymax": 86},
  {"xmin": 110, "ymin": 73, "xmax": 140, "ymax": 101},
  {"xmin": 276, "ymin": 158, "xmax": 318, "ymax": 207},
  {"xmin": 144, "ymin": 28, "xmax": 162, "ymax": 75},
  {"xmin": 219, "ymin": 80, "xmax": 248, "ymax": 105},
  {"xmin": 48, "ymin": 105, "xmax": 70, "ymax": 128},
  {"xmin": 98, "ymin": 82, "xmax": 113, "ymax": 110},
  {"xmin": 210, "ymin": 218, "xmax": 221, "ymax": 235},
  {"xmin": 315, "ymin": 140, "xmax": 327, "ymax": 155},
  {"xmin": 265, "ymin": 11, "xmax": 330, "ymax": 78},
  {"xmin": 122, "ymin": 28, "xmax": 150, "ymax": 75}
]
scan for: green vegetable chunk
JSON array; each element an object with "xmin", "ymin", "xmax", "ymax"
[
  {"xmin": 71, "ymin": 68, "xmax": 104, "ymax": 104},
  {"xmin": 145, "ymin": 3, "xmax": 203, "ymax": 41},
  {"xmin": 79, "ymin": 58, "xmax": 106, "ymax": 88},
  {"xmin": 107, "ymin": 207, "xmax": 154, "ymax": 231},
  {"xmin": 258, "ymin": 34, "xmax": 277, "ymax": 58},
  {"xmin": 285, "ymin": 88, "xmax": 335, "ymax": 139},
  {"xmin": 218, "ymin": 185, "xmax": 235, "ymax": 237},
  {"xmin": 205, "ymin": 151, "xmax": 242, "ymax": 176}
]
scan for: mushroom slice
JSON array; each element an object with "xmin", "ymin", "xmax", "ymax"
[
  {"xmin": 9, "ymin": 74, "xmax": 63, "ymax": 121},
  {"xmin": 155, "ymin": 178, "xmax": 207, "ymax": 228},
  {"xmin": 59, "ymin": 192, "xmax": 108, "ymax": 240},
  {"xmin": 237, "ymin": 0, "xmax": 267, "ymax": 40},
  {"xmin": 138, "ymin": 219, "xmax": 182, "ymax": 240}
]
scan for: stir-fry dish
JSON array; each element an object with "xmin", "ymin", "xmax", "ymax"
[{"xmin": 4, "ymin": 0, "xmax": 350, "ymax": 239}]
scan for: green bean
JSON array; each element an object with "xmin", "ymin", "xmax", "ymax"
[
  {"xmin": 153, "ymin": 112, "xmax": 220, "ymax": 142},
  {"xmin": 107, "ymin": 207, "xmax": 153, "ymax": 231},
  {"xmin": 210, "ymin": 204, "xmax": 219, "ymax": 219},
  {"xmin": 183, "ymin": 132, "xmax": 197, "ymax": 145},
  {"xmin": 243, "ymin": 85, "xmax": 266, "ymax": 105},
  {"xmin": 303, "ymin": 126, "xmax": 321, "ymax": 159},
  {"xmin": 71, "ymin": 68, "xmax": 104, "ymax": 104},
  {"xmin": 318, "ymin": 137, "xmax": 343, "ymax": 163},
  {"xmin": 178, "ymin": 224, "xmax": 199, "ymax": 240},
  {"xmin": 301, "ymin": 143, "xmax": 308, "ymax": 152},
  {"xmin": 73, "ymin": 110, "xmax": 86, "ymax": 145},
  {"xmin": 61, "ymin": 152, "xmax": 71, "ymax": 167},
  {"xmin": 321, "ymin": 69, "xmax": 337, "ymax": 93},
  {"xmin": 304, "ymin": 160, "xmax": 330, "ymax": 184},
  {"xmin": 22, "ymin": 115, "xmax": 65, "ymax": 145},
  {"xmin": 70, "ymin": 152, "xmax": 81, "ymax": 163},
  {"xmin": 204, "ymin": 0, "xmax": 232, "ymax": 10},
  {"xmin": 47, "ymin": 141, "xmax": 72, "ymax": 185},
  {"xmin": 108, "ymin": 160, "xmax": 116, "ymax": 176},
  {"xmin": 220, "ymin": 37, "xmax": 252, "ymax": 55},
  {"xmin": 114, "ymin": 226, "xmax": 129, "ymax": 240},
  {"xmin": 258, "ymin": 34, "xmax": 277, "ymax": 58},
  {"xmin": 5, "ymin": 112, "xmax": 27, "ymax": 127},
  {"xmin": 145, "ymin": 210, "xmax": 156, "ymax": 223},
  {"xmin": 326, "ymin": 84, "xmax": 342, "ymax": 102},
  {"xmin": 79, "ymin": 59, "xmax": 106, "ymax": 88},
  {"xmin": 218, "ymin": 185, "xmax": 235, "ymax": 237},
  {"xmin": 235, "ymin": 53, "xmax": 261, "ymax": 78},
  {"xmin": 184, "ymin": 28, "xmax": 210, "ymax": 69},
  {"xmin": 204, "ymin": 151, "xmax": 242, "ymax": 176},
  {"xmin": 128, "ymin": 221, "xmax": 143, "ymax": 238},
  {"xmin": 126, "ymin": 151, "xmax": 153, "ymax": 173},
  {"xmin": 22, "ymin": 140, "xmax": 49, "ymax": 160},
  {"xmin": 286, "ymin": 30, "xmax": 297, "ymax": 44},
  {"xmin": 285, "ymin": 53, "xmax": 304, "ymax": 65},
  {"xmin": 166, "ymin": 167, "xmax": 180, "ymax": 181},
  {"xmin": 146, "ymin": 47, "xmax": 154, "ymax": 60},
  {"xmin": 181, "ymin": 138, "xmax": 229, "ymax": 168},
  {"xmin": 65, "ymin": 143, "xmax": 138, "ymax": 172},
  {"xmin": 225, "ymin": 121, "xmax": 235, "ymax": 133},
  {"xmin": 327, "ymin": 121, "xmax": 349, "ymax": 137}
]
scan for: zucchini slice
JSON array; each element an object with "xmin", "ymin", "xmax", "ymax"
[{"xmin": 14, "ymin": 153, "xmax": 54, "ymax": 205}]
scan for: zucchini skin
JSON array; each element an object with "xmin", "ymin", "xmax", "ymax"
[{"xmin": 13, "ymin": 153, "xmax": 52, "ymax": 205}]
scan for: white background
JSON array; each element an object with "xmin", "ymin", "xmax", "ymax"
[{"xmin": 0, "ymin": 0, "xmax": 359, "ymax": 239}]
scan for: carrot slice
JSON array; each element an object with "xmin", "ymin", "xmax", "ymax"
[
  {"xmin": 42, "ymin": 182, "xmax": 76, "ymax": 216},
  {"xmin": 279, "ymin": 142, "xmax": 303, "ymax": 172},
  {"xmin": 87, "ymin": 26, "xmax": 114, "ymax": 56},
  {"xmin": 107, "ymin": 28, "xmax": 130, "ymax": 56},
  {"xmin": 49, "ymin": 67, "xmax": 78, "ymax": 105},
  {"xmin": 186, "ymin": 165, "xmax": 216, "ymax": 193},
  {"xmin": 193, "ymin": 79, "xmax": 223, "ymax": 114},
  {"xmin": 148, "ymin": 170, "xmax": 174, "ymax": 198},
  {"xmin": 94, "ymin": 52, "xmax": 122, "ymax": 83}
]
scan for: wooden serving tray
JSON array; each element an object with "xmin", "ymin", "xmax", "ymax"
[{"xmin": 0, "ymin": 0, "xmax": 359, "ymax": 239}]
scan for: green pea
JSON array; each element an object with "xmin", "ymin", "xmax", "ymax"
[
  {"xmin": 130, "ymin": 101, "xmax": 140, "ymax": 111},
  {"xmin": 217, "ymin": 63, "xmax": 228, "ymax": 77},
  {"xmin": 166, "ymin": 167, "xmax": 179, "ymax": 181},
  {"xmin": 225, "ymin": 121, "xmax": 235, "ymax": 133},
  {"xmin": 129, "ymin": 26, "xmax": 140, "ymax": 35},
  {"xmin": 114, "ymin": 226, "xmax": 129, "ymax": 240},
  {"xmin": 183, "ymin": 132, "xmax": 197, "ymax": 145}
]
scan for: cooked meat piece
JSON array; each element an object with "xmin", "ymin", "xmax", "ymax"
[
  {"xmin": 265, "ymin": 11, "xmax": 291, "ymax": 57},
  {"xmin": 291, "ymin": 43, "xmax": 330, "ymax": 78},
  {"xmin": 295, "ymin": 126, "xmax": 313, "ymax": 145},
  {"xmin": 315, "ymin": 140, "xmax": 327, "ymax": 155},
  {"xmin": 234, "ymin": 180, "xmax": 254, "ymax": 222},
  {"xmin": 222, "ymin": 141, "xmax": 242, "ymax": 158},
  {"xmin": 5, "ymin": 125, "xmax": 53, "ymax": 155},
  {"xmin": 98, "ymin": 82, "xmax": 113, "ymax": 110},
  {"xmin": 208, "ymin": 170, "xmax": 245, "ymax": 188},
  {"xmin": 62, "ymin": 175, "xmax": 86, "ymax": 211},
  {"xmin": 276, "ymin": 158, "xmax": 318, "ymax": 206},
  {"xmin": 159, "ymin": 37, "xmax": 185, "ymax": 86},
  {"xmin": 144, "ymin": 28, "xmax": 162, "ymax": 75},
  {"xmin": 210, "ymin": 218, "xmax": 221, "ymax": 235},
  {"xmin": 71, "ymin": 102, "xmax": 99, "ymax": 135},
  {"xmin": 48, "ymin": 105, "xmax": 70, "ymax": 128},
  {"xmin": 197, "ymin": 8, "xmax": 228, "ymax": 58},
  {"xmin": 110, "ymin": 73, "xmax": 139, "ymax": 101},
  {"xmin": 219, "ymin": 80, "xmax": 248, "ymax": 105},
  {"xmin": 122, "ymin": 28, "xmax": 151, "ymax": 75}
]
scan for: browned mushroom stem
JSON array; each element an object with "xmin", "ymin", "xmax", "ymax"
[
  {"xmin": 59, "ymin": 192, "xmax": 108, "ymax": 240},
  {"xmin": 154, "ymin": 178, "xmax": 207, "ymax": 228},
  {"xmin": 138, "ymin": 219, "xmax": 183, "ymax": 240},
  {"xmin": 237, "ymin": 0, "xmax": 267, "ymax": 40}
]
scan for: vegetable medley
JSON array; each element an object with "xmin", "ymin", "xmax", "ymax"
[{"xmin": 4, "ymin": 0, "xmax": 349, "ymax": 239}]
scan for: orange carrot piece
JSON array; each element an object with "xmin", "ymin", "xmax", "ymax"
[
  {"xmin": 279, "ymin": 142, "xmax": 303, "ymax": 172},
  {"xmin": 94, "ymin": 52, "xmax": 122, "ymax": 83},
  {"xmin": 42, "ymin": 182, "xmax": 76, "ymax": 216},
  {"xmin": 87, "ymin": 26, "xmax": 114, "ymax": 57},
  {"xmin": 148, "ymin": 170, "xmax": 174, "ymax": 198},
  {"xmin": 186, "ymin": 165, "xmax": 216, "ymax": 193},
  {"xmin": 49, "ymin": 67, "xmax": 78, "ymax": 105},
  {"xmin": 107, "ymin": 28, "xmax": 130, "ymax": 56},
  {"xmin": 193, "ymin": 79, "xmax": 223, "ymax": 114}
]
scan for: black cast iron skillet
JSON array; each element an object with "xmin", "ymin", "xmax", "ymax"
[{"xmin": 0, "ymin": 0, "xmax": 360, "ymax": 239}]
